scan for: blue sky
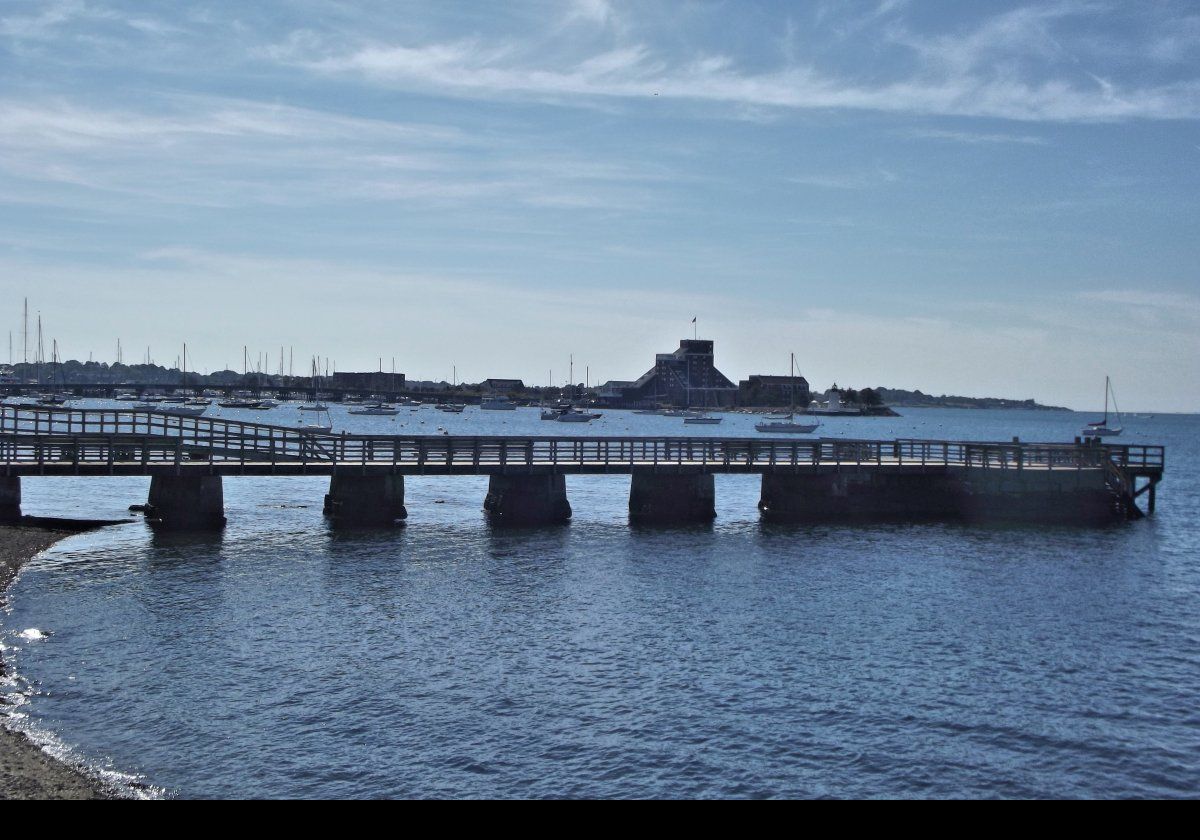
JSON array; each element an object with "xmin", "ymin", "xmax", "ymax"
[{"xmin": 1, "ymin": 0, "xmax": 1198, "ymax": 410}]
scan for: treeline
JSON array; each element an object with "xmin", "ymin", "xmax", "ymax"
[{"xmin": 872, "ymin": 387, "xmax": 1068, "ymax": 411}]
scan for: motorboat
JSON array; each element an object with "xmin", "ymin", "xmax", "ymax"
[
  {"xmin": 154, "ymin": 404, "xmax": 207, "ymax": 417},
  {"xmin": 481, "ymin": 396, "xmax": 517, "ymax": 411},
  {"xmin": 218, "ymin": 399, "xmax": 263, "ymax": 409},
  {"xmin": 683, "ymin": 415, "xmax": 722, "ymax": 425},
  {"xmin": 555, "ymin": 408, "xmax": 601, "ymax": 423},
  {"xmin": 349, "ymin": 402, "xmax": 400, "ymax": 416},
  {"xmin": 755, "ymin": 417, "xmax": 820, "ymax": 434},
  {"xmin": 540, "ymin": 400, "xmax": 574, "ymax": 420}
]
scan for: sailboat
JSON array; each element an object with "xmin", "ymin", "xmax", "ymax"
[
  {"xmin": 755, "ymin": 353, "xmax": 820, "ymax": 434},
  {"xmin": 153, "ymin": 344, "xmax": 207, "ymax": 416},
  {"xmin": 299, "ymin": 357, "xmax": 329, "ymax": 412},
  {"xmin": 1081, "ymin": 376, "xmax": 1123, "ymax": 437}
]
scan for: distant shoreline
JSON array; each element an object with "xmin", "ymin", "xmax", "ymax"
[{"xmin": 0, "ymin": 518, "xmax": 127, "ymax": 800}]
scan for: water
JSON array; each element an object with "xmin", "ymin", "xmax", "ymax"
[{"xmin": 3, "ymin": 406, "xmax": 1198, "ymax": 798}]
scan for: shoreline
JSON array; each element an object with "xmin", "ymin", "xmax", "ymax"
[{"xmin": 1, "ymin": 517, "xmax": 127, "ymax": 800}]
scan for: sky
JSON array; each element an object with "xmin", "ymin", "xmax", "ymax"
[{"xmin": 1, "ymin": 0, "xmax": 1198, "ymax": 411}]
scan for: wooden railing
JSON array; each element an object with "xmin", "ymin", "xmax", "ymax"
[{"xmin": 0, "ymin": 407, "xmax": 1165, "ymax": 475}]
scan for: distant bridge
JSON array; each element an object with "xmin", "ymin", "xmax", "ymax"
[
  {"xmin": 1, "ymin": 382, "xmax": 474, "ymax": 404},
  {"xmin": 0, "ymin": 406, "xmax": 1164, "ymax": 528}
]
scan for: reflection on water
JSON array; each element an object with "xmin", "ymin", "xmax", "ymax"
[{"xmin": 2, "ymin": 408, "xmax": 1198, "ymax": 798}]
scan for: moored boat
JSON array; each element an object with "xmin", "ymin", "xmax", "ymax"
[
  {"xmin": 481, "ymin": 396, "xmax": 517, "ymax": 411},
  {"xmin": 1081, "ymin": 376, "xmax": 1123, "ymax": 438},
  {"xmin": 755, "ymin": 353, "xmax": 819, "ymax": 434}
]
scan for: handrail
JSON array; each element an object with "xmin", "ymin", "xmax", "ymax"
[{"xmin": 0, "ymin": 407, "xmax": 1165, "ymax": 473}]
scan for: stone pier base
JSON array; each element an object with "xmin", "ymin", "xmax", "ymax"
[
  {"xmin": 146, "ymin": 475, "xmax": 225, "ymax": 530},
  {"xmin": 0, "ymin": 476, "xmax": 20, "ymax": 523},
  {"xmin": 629, "ymin": 473, "xmax": 716, "ymax": 523},
  {"xmin": 484, "ymin": 474, "xmax": 571, "ymax": 525},
  {"xmin": 759, "ymin": 468, "xmax": 1117, "ymax": 524},
  {"xmin": 956, "ymin": 468, "xmax": 1116, "ymax": 523},
  {"xmin": 323, "ymin": 473, "xmax": 407, "ymax": 527}
]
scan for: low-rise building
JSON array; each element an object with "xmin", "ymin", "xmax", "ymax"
[{"xmin": 737, "ymin": 374, "xmax": 811, "ymax": 408}]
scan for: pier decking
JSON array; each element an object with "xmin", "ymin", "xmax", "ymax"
[{"xmin": 0, "ymin": 406, "xmax": 1164, "ymax": 527}]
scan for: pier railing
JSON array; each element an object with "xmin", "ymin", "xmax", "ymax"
[{"xmin": 0, "ymin": 406, "xmax": 1164, "ymax": 476}]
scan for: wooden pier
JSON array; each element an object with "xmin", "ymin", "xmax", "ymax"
[{"xmin": 0, "ymin": 407, "xmax": 1165, "ymax": 528}]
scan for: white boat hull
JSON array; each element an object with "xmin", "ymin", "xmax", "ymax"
[{"xmin": 755, "ymin": 422, "xmax": 820, "ymax": 434}]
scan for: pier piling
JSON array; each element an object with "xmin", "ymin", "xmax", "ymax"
[
  {"xmin": 146, "ymin": 475, "xmax": 226, "ymax": 530},
  {"xmin": 759, "ymin": 468, "xmax": 1120, "ymax": 523},
  {"xmin": 484, "ymin": 474, "xmax": 571, "ymax": 525},
  {"xmin": 0, "ymin": 476, "xmax": 20, "ymax": 523},
  {"xmin": 323, "ymin": 473, "xmax": 407, "ymax": 527},
  {"xmin": 629, "ymin": 473, "xmax": 716, "ymax": 523},
  {"xmin": 758, "ymin": 472, "xmax": 960, "ymax": 521}
]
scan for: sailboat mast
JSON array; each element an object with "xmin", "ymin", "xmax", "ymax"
[{"xmin": 790, "ymin": 352, "xmax": 796, "ymax": 415}]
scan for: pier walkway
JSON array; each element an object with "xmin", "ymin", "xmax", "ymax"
[{"xmin": 0, "ymin": 407, "xmax": 1165, "ymax": 527}]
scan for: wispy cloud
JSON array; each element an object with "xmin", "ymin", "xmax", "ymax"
[
  {"xmin": 267, "ymin": 3, "xmax": 1200, "ymax": 122},
  {"xmin": 788, "ymin": 168, "xmax": 900, "ymax": 190},
  {"xmin": 0, "ymin": 0, "xmax": 181, "ymax": 40},
  {"xmin": 0, "ymin": 95, "xmax": 680, "ymax": 212},
  {"xmin": 1078, "ymin": 288, "xmax": 1200, "ymax": 316},
  {"xmin": 903, "ymin": 128, "xmax": 1049, "ymax": 145}
]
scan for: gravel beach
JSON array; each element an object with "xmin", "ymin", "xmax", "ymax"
[{"xmin": 1, "ymin": 521, "xmax": 115, "ymax": 800}]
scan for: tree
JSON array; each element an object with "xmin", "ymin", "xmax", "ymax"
[{"xmin": 859, "ymin": 387, "xmax": 883, "ymax": 406}]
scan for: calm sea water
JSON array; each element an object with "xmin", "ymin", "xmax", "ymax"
[{"xmin": 2, "ymin": 405, "xmax": 1198, "ymax": 798}]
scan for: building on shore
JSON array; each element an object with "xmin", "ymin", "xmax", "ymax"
[
  {"xmin": 608, "ymin": 339, "xmax": 738, "ymax": 408},
  {"xmin": 737, "ymin": 374, "xmax": 812, "ymax": 409}
]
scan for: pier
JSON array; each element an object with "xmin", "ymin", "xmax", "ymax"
[{"xmin": 0, "ymin": 406, "xmax": 1165, "ymax": 528}]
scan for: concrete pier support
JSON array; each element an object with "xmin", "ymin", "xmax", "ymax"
[
  {"xmin": 323, "ymin": 473, "xmax": 407, "ymax": 527},
  {"xmin": 146, "ymin": 475, "xmax": 225, "ymax": 530},
  {"xmin": 0, "ymin": 476, "xmax": 20, "ymax": 523},
  {"xmin": 956, "ymin": 468, "xmax": 1115, "ymax": 523},
  {"xmin": 759, "ymin": 468, "xmax": 1118, "ymax": 524},
  {"xmin": 484, "ymin": 474, "xmax": 571, "ymax": 525},
  {"xmin": 629, "ymin": 473, "xmax": 716, "ymax": 523},
  {"xmin": 759, "ymin": 472, "xmax": 960, "ymax": 522}
]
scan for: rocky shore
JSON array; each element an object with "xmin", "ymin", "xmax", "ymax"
[{"xmin": 1, "ymin": 520, "xmax": 117, "ymax": 800}]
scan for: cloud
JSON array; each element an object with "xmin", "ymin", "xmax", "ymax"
[
  {"xmin": 565, "ymin": 0, "xmax": 618, "ymax": 29},
  {"xmin": 0, "ymin": 0, "xmax": 180, "ymax": 40},
  {"xmin": 903, "ymin": 128, "xmax": 1049, "ymax": 145},
  {"xmin": 1077, "ymin": 289, "xmax": 1200, "ymax": 318},
  {"xmin": 788, "ymin": 168, "xmax": 899, "ymax": 190},
  {"xmin": 268, "ymin": 3, "xmax": 1200, "ymax": 123},
  {"xmin": 0, "ymin": 94, "xmax": 682, "ymax": 213}
]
